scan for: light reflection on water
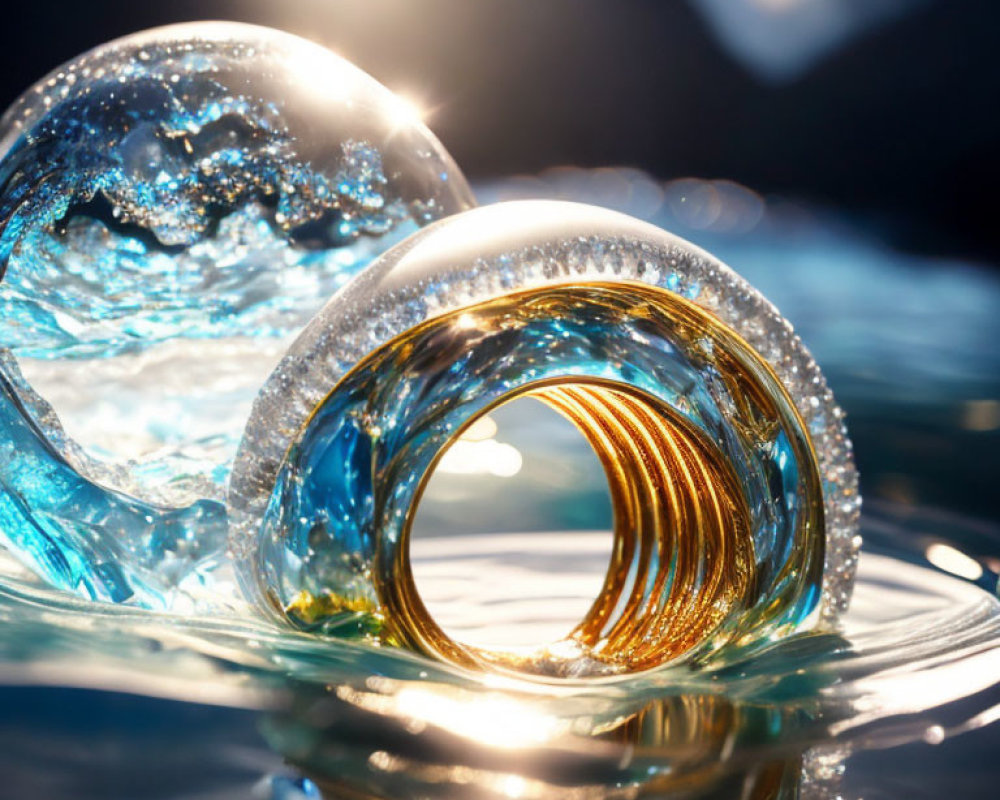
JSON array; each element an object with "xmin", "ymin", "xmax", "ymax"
[
  {"xmin": 0, "ymin": 507, "xmax": 997, "ymax": 798},
  {"xmin": 0, "ymin": 169, "xmax": 998, "ymax": 797}
]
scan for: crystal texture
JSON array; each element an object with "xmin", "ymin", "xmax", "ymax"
[
  {"xmin": 0, "ymin": 22, "xmax": 473, "ymax": 608},
  {"xmin": 229, "ymin": 201, "xmax": 859, "ymax": 673}
]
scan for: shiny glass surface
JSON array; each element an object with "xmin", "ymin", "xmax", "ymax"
[
  {"xmin": 0, "ymin": 22, "xmax": 473, "ymax": 608},
  {"xmin": 230, "ymin": 201, "xmax": 855, "ymax": 676},
  {"xmin": 0, "ymin": 167, "xmax": 994, "ymax": 797},
  {"xmin": 255, "ymin": 284, "xmax": 823, "ymax": 676}
]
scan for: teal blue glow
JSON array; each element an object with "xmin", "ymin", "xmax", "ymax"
[
  {"xmin": 259, "ymin": 287, "xmax": 815, "ymax": 641},
  {"xmin": 0, "ymin": 24, "xmax": 470, "ymax": 608},
  {"xmin": 0, "ymin": 72, "xmax": 414, "ymax": 358},
  {"xmin": 0, "ymin": 368, "xmax": 227, "ymax": 605}
]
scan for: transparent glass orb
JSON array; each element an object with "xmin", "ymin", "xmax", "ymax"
[
  {"xmin": 0, "ymin": 22, "xmax": 472, "ymax": 608},
  {"xmin": 0, "ymin": 21, "xmax": 473, "ymax": 359}
]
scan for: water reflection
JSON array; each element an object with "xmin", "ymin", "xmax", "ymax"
[
  {"xmin": 0, "ymin": 170, "xmax": 998, "ymax": 796},
  {"xmin": 0, "ymin": 507, "xmax": 995, "ymax": 798},
  {"xmin": 267, "ymin": 688, "xmax": 811, "ymax": 798},
  {"xmin": 239, "ymin": 521, "xmax": 993, "ymax": 799}
]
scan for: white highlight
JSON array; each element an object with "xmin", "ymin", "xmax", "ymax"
[
  {"xmin": 926, "ymin": 543, "xmax": 984, "ymax": 582},
  {"xmin": 436, "ymin": 438, "xmax": 523, "ymax": 478}
]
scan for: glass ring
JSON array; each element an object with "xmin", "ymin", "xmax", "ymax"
[{"xmin": 228, "ymin": 200, "xmax": 860, "ymax": 679}]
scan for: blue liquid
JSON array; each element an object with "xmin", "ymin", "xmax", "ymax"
[
  {"xmin": 0, "ymin": 167, "xmax": 995, "ymax": 797},
  {"xmin": 259, "ymin": 284, "xmax": 819, "ymax": 663},
  {"xmin": 0, "ymin": 363, "xmax": 227, "ymax": 605},
  {"xmin": 0, "ymin": 23, "xmax": 472, "ymax": 608}
]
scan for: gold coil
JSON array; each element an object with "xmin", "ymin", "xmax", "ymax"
[{"xmin": 294, "ymin": 281, "xmax": 824, "ymax": 677}]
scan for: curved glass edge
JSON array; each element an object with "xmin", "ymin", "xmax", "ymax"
[{"xmin": 230, "ymin": 200, "xmax": 858, "ymax": 634}]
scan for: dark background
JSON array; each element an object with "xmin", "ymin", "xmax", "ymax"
[{"xmin": 2, "ymin": 0, "xmax": 998, "ymax": 264}]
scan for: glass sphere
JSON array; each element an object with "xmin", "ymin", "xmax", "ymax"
[
  {"xmin": 0, "ymin": 22, "xmax": 473, "ymax": 608},
  {"xmin": 0, "ymin": 21, "xmax": 472, "ymax": 357}
]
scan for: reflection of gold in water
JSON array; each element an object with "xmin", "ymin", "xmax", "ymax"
[
  {"xmin": 601, "ymin": 692, "xmax": 738, "ymax": 748},
  {"xmin": 285, "ymin": 589, "xmax": 379, "ymax": 625},
  {"xmin": 600, "ymin": 694, "xmax": 802, "ymax": 799},
  {"xmin": 293, "ymin": 686, "xmax": 806, "ymax": 799},
  {"xmin": 287, "ymin": 282, "xmax": 824, "ymax": 676}
]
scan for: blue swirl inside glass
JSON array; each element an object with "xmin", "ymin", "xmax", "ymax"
[
  {"xmin": 0, "ymin": 23, "xmax": 472, "ymax": 607},
  {"xmin": 257, "ymin": 283, "xmax": 822, "ymax": 671}
]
